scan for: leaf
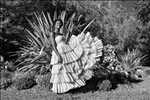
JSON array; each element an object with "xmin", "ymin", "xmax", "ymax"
[
  {"xmin": 53, "ymin": 10, "xmax": 57, "ymax": 21},
  {"xmin": 60, "ymin": 10, "xmax": 66, "ymax": 24},
  {"xmin": 81, "ymin": 18, "xmax": 96, "ymax": 34}
]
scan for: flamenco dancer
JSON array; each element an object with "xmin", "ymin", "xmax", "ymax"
[{"xmin": 50, "ymin": 19, "xmax": 103, "ymax": 93}]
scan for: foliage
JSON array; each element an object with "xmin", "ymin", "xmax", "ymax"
[
  {"xmin": 0, "ymin": 0, "xmax": 60, "ymax": 61},
  {"xmin": 35, "ymin": 73, "xmax": 52, "ymax": 90},
  {"xmin": 94, "ymin": 45, "xmax": 123, "ymax": 76},
  {"xmin": 135, "ymin": 0, "xmax": 150, "ymax": 65},
  {"xmin": 97, "ymin": 79, "xmax": 112, "ymax": 91},
  {"xmin": 95, "ymin": 45, "xmax": 144, "ymax": 87},
  {"xmin": 94, "ymin": 45, "xmax": 129, "ymax": 89},
  {"xmin": 0, "ymin": 55, "xmax": 5, "ymax": 71},
  {"xmin": 15, "ymin": 12, "xmax": 54, "ymax": 73},
  {"xmin": 15, "ymin": 10, "xmax": 75, "ymax": 73},
  {"xmin": 118, "ymin": 49, "xmax": 145, "ymax": 81},
  {"xmin": 13, "ymin": 77, "xmax": 36, "ymax": 90},
  {"xmin": 69, "ymin": 1, "xmax": 150, "ymax": 66},
  {"xmin": 13, "ymin": 72, "xmax": 36, "ymax": 90},
  {"xmin": 1, "ymin": 0, "xmax": 149, "ymax": 92},
  {"xmin": 0, "ymin": 55, "xmax": 17, "ymax": 72},
  {"xmin": 1, "ymin": 0, "xmax": 149, "ymax": 64},
  {"xmin": 0, "ymin": 1, "xmax": 32, "ymax": 61},
  {"xmin": 0, "ymin": 70, "xmax": 14, "ymax": 89},
  {"xmin": 119, "ymin": 49, "xmax": 144, "ymax": 71},
  {"xmin": 16, "ymin": 8, "xmax": 95, "ymax": 74},
  {"xmin": 102, "ymin": 45, "xmax": 122, "ymax": 71},
  {"xmin": 0, "ymin": 78, "xmax": 12, "ymax": 89},
  {"xmin": 136, "ymin": 0, "xmax": 150, "ymax": 25}
]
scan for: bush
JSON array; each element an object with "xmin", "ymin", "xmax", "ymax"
[
  {"xmin": 35, "ymin": 73, "xmax": 52, "ymax": 90},
  {"xmin": 136, "ymin": 0, "xmax": 150, "ymax": 25},
  {"xmin": 67, "ymin": 1, "xmax": 143, "ymax": 55},
  {"xmin": 13, "ymin": 72, "xmax": 36, "ymax": 90},
  {"xmin": 118, "ymin": 49, "xmax": 145, "ymax": 81},
  {"xmin": 0, "ymin": 70, "xmax": 14, "ymax": 89},
  {"xmin": 0, "ymin": 0, "xmax": 62, "ymax": 61},
  {"xmin": 101, "ymin": 44, "xmax": 123, "ymax": 72},
  {"xmin": 97, "ymin": 79, "xmax": 112, "ymax": 91},
  {"xmin": 136, "ymin": 25, "xmax": 150, "ymax": 65},
  {"xmin": 0, "ymin": 78, "xmax": 12, "ymax": 89},
  {"xmin": 95, "ymin": 45, "xmax": 145, "ymax": 90},
  {"xmin": 135, "ymin": 0, "xmax": 150, "ymax": 65},
  {"xmin": 119, "ymin": 49, "xmax": 143, "ymax": 71}
]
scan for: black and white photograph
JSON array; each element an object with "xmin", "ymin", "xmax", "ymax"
[{"xmin": 0, "ymin": 0, "xmax": 150, "ymax": 100}]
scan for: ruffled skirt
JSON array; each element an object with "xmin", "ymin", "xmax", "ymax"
[{"xmin": 50, "ymin": 32, "xmax": 103, "ymax": 93}]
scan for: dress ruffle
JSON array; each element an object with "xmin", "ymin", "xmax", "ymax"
[
  {"xmin": 50, "ymin": 32, "xmax": 103, "ymax": 93},
  {"xmin": 51, "ymin": 79, "xmax": 85, "ymax": 93},
  {"xmin": 50, "ymin": 40, "xmax": 83, "ymax": 65}
]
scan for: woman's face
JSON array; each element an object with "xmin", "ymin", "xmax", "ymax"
[{"xmin": 55, "ymin": 20, "xmax": 62, "ymax": 29}]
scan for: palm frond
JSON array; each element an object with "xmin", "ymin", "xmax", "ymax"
[
  {"xmin": 81, "ymin": 18, "xmax": 96, "ymax": 34},
  {"xmin": 60, "ymin": 10, "xmax": 66, "ymax": 23},
  {"xmin": 53, "ymin": 10, "xmax": 57, "ymax": 21}
]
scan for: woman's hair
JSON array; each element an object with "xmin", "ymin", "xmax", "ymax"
[{"xmin": 54, "ymin": 19, "xmax": 63, "ymax": 27}]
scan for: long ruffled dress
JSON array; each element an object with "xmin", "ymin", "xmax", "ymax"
[{"xmin": 50, "ymin": 32, "xmax": 103, "ymax": 93}]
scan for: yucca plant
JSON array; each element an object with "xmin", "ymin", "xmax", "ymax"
[
  {"xmin": 118, "ymin": 49, "xmax": 145, "ymax": 80},
  {"xmin": 15, "ymin": 11, "xmax": 55, "ymax": 73},
  {"xmin": 16, "ymin": 10, "xmax": 95, "ymax": 74},
  {"xmin": 119, "ymin": 49, "xmax": 144, "ymax": 71}
]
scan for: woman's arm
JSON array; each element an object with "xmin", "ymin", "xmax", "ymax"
[
  {"xmin": 50, "ymin": 32, "xmax": 61, "ymax": 58},
  {"xmin": 65, "ymin": 31, "xmax": 72, "ymax": 44}
]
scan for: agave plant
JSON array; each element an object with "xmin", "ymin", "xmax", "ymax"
[
  {"xmin": 119, "ymin": 49, "xmax": 144, "ymax": 71},
  {"xmin": 16, "ymin": 10, "xmax": 95, "ymax": 74},
  {"xmin": 118, "ymin": 49, "xmax": 146, "ymax": 80}
]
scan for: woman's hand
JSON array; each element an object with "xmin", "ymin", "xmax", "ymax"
[{"xmin": 58, "ymin": 55, "xmax": 63, "ymax": 64}]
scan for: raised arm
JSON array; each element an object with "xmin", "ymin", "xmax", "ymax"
[{"xmin": 65, "ymin": 31, "xmax": 72, "ymax": 44}]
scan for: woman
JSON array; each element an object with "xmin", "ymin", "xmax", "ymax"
[{"xmin": 50, "ymin": 19, "xmax": 103, "ymax": 93}]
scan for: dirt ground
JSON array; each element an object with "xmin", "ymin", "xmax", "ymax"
[{"xmin": 1, "ymin": 68, "xmax": 150, "ymax": 100}]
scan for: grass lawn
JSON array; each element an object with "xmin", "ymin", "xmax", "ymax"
[{"xmin": 1, "ymin": 68, "xmax": 150, "ymax": 100}]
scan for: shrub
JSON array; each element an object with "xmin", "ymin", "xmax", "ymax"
[
  {"xmin": 94, "ymin": 44, "xmax": 124, "ymax": 80},
  {"xmin": 136, "ymin": 0, "xmax": 150, "ymax": 25},
  {"xmin": 13, "ymin": 72, "xmax": 36, "ymax": 90},
  {"xmin": 97, "ymin": 79, "xmax": 112, "ymax": 91},
  {"xmin": 0, "ymin": 55, "xmax": 6, "ymax": 71},
  {"xmin": 67, "ymin": 1, "xmax": 141, "ymax": 54},
  {"xmin": 0, "ymin": 78, "xmax": 12, "ymax": 89},
  {"xmin": 119, "ymin": 49, "xmax": 143, "ymax": 71},
  {"xmin": 0, "ymin": 59, "xmax": 16, "ymax": 72},
  {"xmin": 95, "ymin": 45, "xmax": 145, "ymax": 90},
  {"xmin": 135, "ymin": 0, "xmax": 150, "ymax": 65},
  {"xmin": 101, "ymin": 44, "xmax": 123, "ymax": 72},
  {"xmin": 16, "ymin": 7, "xmax": 95, "ymax": 75},
  {"xmin": 119, "ymin": 49, "xmax": 145, "ymax": 81},
  {"xmin": 136, "ymin": 25, "xmax": 150, "ymax": 65},
  {"xmin": 0, "ymin": 0, "xmax": 63, "ymax": 61},
  {"xmin": 35, "ymin": 73, "xmax": 52, "ymax": 90},
  {"xmin": 0, "ymin": 70, "xmax": 13, "ymax": 89}
]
